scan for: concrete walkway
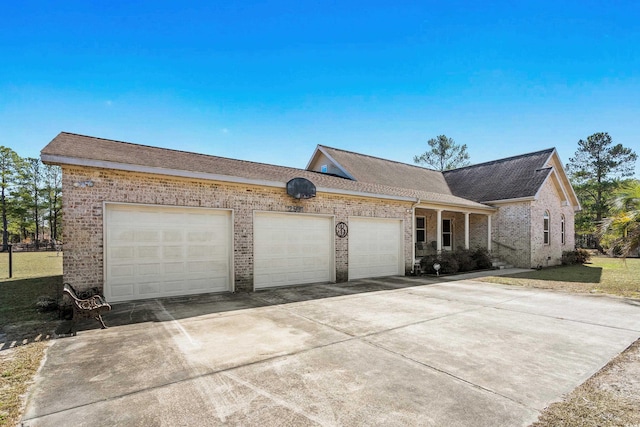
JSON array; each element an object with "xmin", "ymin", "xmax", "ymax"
[{"xmin": 22, "ymin": 272, "xmax": 640, "ymax": 426}]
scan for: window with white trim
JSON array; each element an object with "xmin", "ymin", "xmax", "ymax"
[{"xmin": 543, "ymin": 211, "xmax": 550, "ymax": 245}]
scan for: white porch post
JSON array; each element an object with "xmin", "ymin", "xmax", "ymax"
[
  {"xmin": 436, "ymin": 209, "xmax": 443, "ymax": 252},
  {"xmin": 464, "ymin": 212, "xmax": 470, "ymax": 250},
  {"xmin": 487, "ymin": 214, "xmax": 492, "ymax": 252},
  {"xmin": 412, "ymin": 206, "xmax": 416, "ymax": 262}
]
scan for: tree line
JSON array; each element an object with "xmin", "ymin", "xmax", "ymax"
[
  {"xmin": 0, "ymin": 146, "xmax": 62, "ymax": 251},
  {"xmin": 414, "ymin": 132, "xmax": 638, "ymax": 257}
]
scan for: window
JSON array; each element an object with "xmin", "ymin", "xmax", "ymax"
[
  {"xmin": 543, "ymin": 211, "xmax": 550, "ymax": 245},
  {"xmin": 416, "ymin": 216, "xmax": 426, "ymax": 243},
  {"xmin": 561, "ymin": 215, "xmax": 565, "ymax": 245},
  {"xmin": 442, "ymin": 219, "xmax": 452, "ymax": 250}
]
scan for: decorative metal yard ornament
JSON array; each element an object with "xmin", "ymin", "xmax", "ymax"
[
  {"xmin": 433, "ymin": 263, "xmax": 441, "ymax": 276},
  {"xmin": 286, "ymin": 178, "xmax": 316, "ymax": 199}
]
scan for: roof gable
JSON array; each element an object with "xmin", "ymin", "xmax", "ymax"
[
  {"xmin": 443, "ymin": 148, "xmax": 558, "ymax": 203},
  {"xmin": 307, "ymin": 145, "xmax": 453, "ymax": 195}
]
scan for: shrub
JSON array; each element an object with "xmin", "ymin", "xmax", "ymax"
[
  {"xmin": 454, "ymin": 248, "xmax": 475, "ymax": 272},
  {"xmin": 472, "ymin": 247, "xmax": 493, "ymax": 270},
  {"xmin": 561, "ymin": 249, "xmax": 591, "ymax": 265},
  {"xmin": 35, "ymin": 296, "xmax": 58, "ymax": 312},
  {"xmin": 420, "ymin": 253, "xmax": 459, "ymax": 275}
]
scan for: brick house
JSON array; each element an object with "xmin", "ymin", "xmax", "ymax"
[{"xmin": 41, "ymin": 132, "xmax": 579, "ymax": 302}]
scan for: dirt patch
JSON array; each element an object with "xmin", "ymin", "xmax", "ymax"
[{"xmin": 531, "ymin": 338, "xmax": 640, "ymax": 427}]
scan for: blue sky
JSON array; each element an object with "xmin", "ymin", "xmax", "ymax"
[{"xmin": 1, "ymin": 1, "xmax": 639, "ymax": 176}]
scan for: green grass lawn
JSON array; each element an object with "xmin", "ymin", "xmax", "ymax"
[
  {"xmin": 0, "ymin": 251, "xmax": 63, "ymax": 327},
  {"xmin": 482, "ymin": 256, "xmax": 640, "ymax": 298},
  {"xmin": 0, "ymin": 252, "xmax": 63, "ymax": 426},
  {"xmin": 0, "ymin": 251, "xmax": 63, "ymax": 280}
]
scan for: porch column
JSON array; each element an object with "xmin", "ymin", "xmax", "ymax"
[
  {"xmin": 436, "ymin": 209, "xmax": 443, "ymax": 252},
  {"xmin": 487, "ymin": 214, "xmax": 492, "ymax": 252},
  {"xmin": 464, "ymin": 212, "xmax": 470, "ymax": 250}
]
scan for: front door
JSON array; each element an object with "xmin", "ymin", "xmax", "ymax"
[{"xmin": 442, "ymin": 219, "xmax": 452, "ymax": 251}]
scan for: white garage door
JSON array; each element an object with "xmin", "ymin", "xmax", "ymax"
[
  {"xmin": 348, "ymin": 217, "xmax": 404, "ymax": 280},
  {"xmin": 254, "ymin": 212, "xmax": 333, "ymax": 289},
  {"xmin": 105, "ymin": 204, "xmax": 232, "ymax": 302}
]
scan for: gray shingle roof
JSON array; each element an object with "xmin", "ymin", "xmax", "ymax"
[
  {"xmin": 443, "ymin": 148, "xmax": 555, "ymax": 203},
  {"xmin": 41, "ymin": 132, "xmax": 493, "ymax": 210},
  {"xmin": 317, "ymin": 145, "xmax": 453, "ymax": 195}
]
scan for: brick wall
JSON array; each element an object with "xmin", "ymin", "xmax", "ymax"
[
  {"xmin": 491, "ymin": 202, "xmax": 532, "ymax": 268},
  {"xmin": 469, "ymin": 214, "xmax": 489, "ymax": 249},
  {"xmin": 62, "ymin": 166, "xmax": 413, "ymax": 292},
  {"xmin": 530, "ymin": 178, "xmax": 576, "ymax": 268}
]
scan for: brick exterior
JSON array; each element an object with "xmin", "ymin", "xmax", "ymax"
[
  {"xmin": 61, "ymin": 163, "xmax": 576, "ymax": 296},
  {"xmin": 530, "ymin": 178, "xmax": 576, "ymax": 268},
  {"xmin": 62, "ymin": 166, "xmax": 414, "ymax": 293},
  {"xmin": 490, "ymin": 178, "xmax": 576, "ymax": 268},
  {"xmin": 469, "ymin": 214, "xmax": 489, "ymax": 249},
  {"xmin": 492, "ymin": 202, "xmax": 532, "ymax": 268}
]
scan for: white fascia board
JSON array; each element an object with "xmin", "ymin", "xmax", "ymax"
[
  {"xmin": 534, "ymin": 168, "xmax": 571, "ymax": 207},
  {"xmin": 315, "ymin": 146, "xmax": 356, "ymax": 180},
  {"xmin": 417, "ymin": 201, "xmax": 496, "ymax": 214},
  {"xmin": 41, "ymin": 154, "xmax": 288, "ymax": 189},
  {"xmin": 546, "ymin": 149, "xmax": 581, "ymax": 210},
  {"xmin": 42, "ymin": 153, "xmax": 417, "ymax": 203},
  {"xmin": 304, "ymin": 146, "xmax": 322, "ymax": 170},
  {"xmin": 483, "ymin": 196, "xmax": 536, "ymax": 205},
  {"xmin": 316, "ymin": 186, "xmax": 416, "ymax": 202}
]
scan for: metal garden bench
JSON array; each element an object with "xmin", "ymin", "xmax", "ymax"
[{"xmin": 63, "ymin": 283, "xmax": 112, "ymax": 335}]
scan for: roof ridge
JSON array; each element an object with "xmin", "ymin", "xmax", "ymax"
[
  {"xmin": 318, "ymin": 144, "xmax": 442, "ymax": 173},
  {"xmin": 443, "ymin": 147, "xmax": 555, "ymax": 173},
  {"xmin": 58, "ymin": 131, "xmax": 312, "ymax": 173}
]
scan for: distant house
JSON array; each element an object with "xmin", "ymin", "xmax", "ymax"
[{"xmin": 41, "ymin": 132, "xmax": 579, "ymax": 302}]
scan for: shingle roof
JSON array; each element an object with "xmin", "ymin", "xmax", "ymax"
[
  {"xmin": 443, "ymin": 148, "xmax": 555, "ymax": 203},
  {"xmin": 41, "ymin": 132, "xmax": 493, "ymax": 210},
  {"xmin": 317, "ymin": 145, "xmax": 453, "ymax": 195}
]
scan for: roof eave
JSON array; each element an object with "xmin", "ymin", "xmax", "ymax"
[
  {"xmin": 546, "ymin": 149, "xmax": 581, "ymax": 210},
  {"xmin": 482, "ymin": 196, "xmax": 537, "ymax": 205},
  {"xmin": 417, "ymin": 200, "xmax": 496, "ymax": 213},
  {"xmin": 41, "ymin": 153, "xmax": 290, "ymax": 189},
  {"xmin": 42, "ymin": 153, "xmax": 420, "ymax": 203}
]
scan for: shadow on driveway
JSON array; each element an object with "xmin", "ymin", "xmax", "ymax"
[{"xmin": 65, "ymin": 275, "xmax": 439, "ymax": 333}]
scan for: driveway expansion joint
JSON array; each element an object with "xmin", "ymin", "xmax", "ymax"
[{"xmin": 360, "ymin": 337, "xmax": 536, "ymax": 411}]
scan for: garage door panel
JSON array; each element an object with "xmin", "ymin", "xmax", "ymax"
[
  {"xmin": 137, "ymin": 263, "xmax": 161, "ymax": 276},
  {"xmin": 163, "ymin": 246, "xmax": 183, "ymax": 259},
  {"xmin": 349, "ymin": 218, "xmax": 403, "ymax": 280},
  {"xmin": 164, "ymin": 262, "xmax": 185, "ymax": 274},
  {"xmin": 105, "ymin": 204, "xmax": 232, "ymax": 302},
  {"xmin": 110, "ymin": 265, "xmax": 134, "ymax": 278},
  {"xmin": 254, "ymin": 213, "xmax": 333, "ymax": 289},
  {"xmin": 111, "ymin": 284, "xmax": 134, "ymax": 298}
]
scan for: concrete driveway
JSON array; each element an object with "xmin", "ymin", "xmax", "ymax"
[{"xmin": 22, "ymin": 274, "xmax": 640, "ymax": 426}]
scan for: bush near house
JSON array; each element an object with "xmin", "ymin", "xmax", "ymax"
[
  {"xmin": 420, "ymin": 247, "xmax": 493, "ymax": 275},
  {"xmin": 561, "ymin": 248, "xmax": 591, "ymax": 265}
]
